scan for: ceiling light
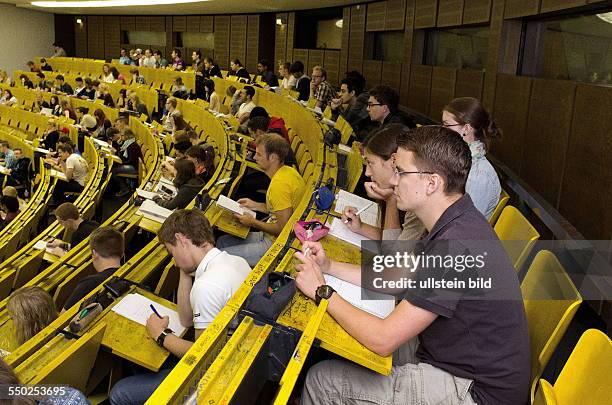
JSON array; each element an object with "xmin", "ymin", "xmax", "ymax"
[
  {"xmin": 76, "ymin": 18, "xmax": 83, "ymax": 24},
  {"xmin": 276, "ymin": 18, "xmax": 285, "ymax": 26},
  {"xmin": 335, "ymin": 19, "xmax": 343, "ymax": 29},
  {"xmin": 31, "ymin": 0, "xmax": 208, "ymax": 7}
]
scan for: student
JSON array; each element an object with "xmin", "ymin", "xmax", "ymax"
[
  {"xmin": 130, "ymin": 68, "xmax": 146, "ymax": 85},
  {"xmin": 61, "ymin": 227, "xmax": 123, "ymax": 312},
  {"xmin": 7, "ymin": 286, "xmax": 57, "ymax": 345},
  {"xmin": 119, "ymin": 48, "xmax": 132, "ymax": 65},
  {"xmin": 54, "ymin": 74, "xmax": 73, "ymax": 95},
  {"xmin": 27, "ymin": 60, "xmax": 40, "ymax": 73},
  {"xmin": 330, "ymin": 76, "xmax": 370, "ymax": 131},
  {"xmin": 295, "ymin": 126, "xmax": 530, "ymax": 405},
  {"xmin": 72, "ymin": 77, "xmax": 85, "ymax": 96},
  {"xmin": 162, "ymin": 97, "xmax": 181, "ymax": 132},
  {"xmin": 442, "ymin": 97, "xmax": 502, "ymax": 219},
  {"xmin": 46, "ymin": 202, "xmax": 99, "ymax": 257},
  {"xmin": 0, "ymin": 90, "xmax": 17, "ymax": 106},
  {"xmin": 154, "ymin": 50, "xmax": 169, "ymax": 68},
  {"xmin": 0, "ymin": 141, "xmax": 17, "ymax": 170},
  {"xmin": 78, "ymin": 77, "xmax": 96, "ymax": 100},
  {"xmin": 98, "ymin": 84, "xmax": 115, "ymax": 107},
  {"xmin": 47, "ymin": 143, "xmax": 89, "ymax": 205},
  {"xmin": 279, "ymin": 62, "xmax": 296, "ymax": 90},
  {"xmin": 236, "ymin": 86, "xmax": 256, "ymax": 124},
  {"xmin": 0, "ymin": 194, "xmax": 20, "ymax": 231},
  {"xmin": 229, "ymin": 58, "xmax": 250, "ymax": 81},
  {"xmin": 227, "ymin": 86, "xmax": 242, "ymax": 116},
  {"xmin": 140, "ymin": 48, "xmax": 157, "ymax": 68},
  {"xmin": 289, "ymin": 60, "xmax": 310, "ymax": 101},
  {"xmin": 5, "ymin": 148, "xmax": 31, "ymax": 189},
  {"xmin": 171, "ymin": 76, "xmax": 189, "ymax": 99},
  {"xmin": 110, "ymin": 67, "xmax": 126, "ymax": 84},
  {"xmin": 110, "ymin": 209, "xmax": 251, "ymax": 404},
  {"xmin": 342, "ymin": 124, "xmax": 425, "ymax": 241},
  {"xmin": 203, "ymin": 79, "xmax": 220, "ymax": 112},
  {"xmin": 112, "ymin": 129, "xmax": 143, "ymax": 197},
  {"xmin": 52, "ymin": 42, "xmax": 67, "ymax": 58},
  {"xmin": 93, "ymin": 108, "xmax": 112, "ymax": 139},
  {"xmin": 40, "ymin": 119, "xmax": 60, "ymax": 151},
  {"xmin": 153, "ymin": 159, "xmax": 204, "ymax": 209},
  {"xmin": 310, "ymin": 66, "xmax": 334, "ymax": 109},
  {"xmin": 19, "ymin": 74, "xmax": 34, "ymax": 89},
  {"xmin": 39, "ymin": 58, "xmax": 53, "ymax": 72},
  {"xmin": 217, "ymin": 134, "xmax": 306, "ymax": 266},
  {"xmin": 185, "ymin": 144, "xmax": 215, "ymax": 183},
  {"xmin": 59, "ymin": 98, "xmax": 77, "ymax": 120},
  {"xmin": 170, "ymin": 48, "xmax": 186, "ymax": 71},
  {"xmin": 49, "ymin": 95, "xmax": 61, "ymax": 116},
  {"xmin": 102, "ymin": 64, "xmax": 115, "ymax": 83},
  {"xmin": 126, "ymin": 92, "xmax": 149, "ymax": 119},
  {"xmin": 256, "ymin": 59, "xmax": 279, "ymax": 87},
  {"xmin": 249, "ymin": 106, "xmax": 288, "ymax": 140},
  {"xmin": 203, "ymin": 57, "xmax": 222, "ymax": 78}
]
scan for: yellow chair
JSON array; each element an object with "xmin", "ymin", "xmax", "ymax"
[
  {"xmin": 489, "ymin": 189, "xmax": 510, "ymax": 225},
  {"xmin": 521, "ymin": 250, "xmax": 582, "ymax": 402},
  {"xmin": 494, "ymin": 205, "xmax": 540, "ymax": 271},
  {"xmin": 533, "ymin": 328, "xmax": 611, "ymax": 405}
]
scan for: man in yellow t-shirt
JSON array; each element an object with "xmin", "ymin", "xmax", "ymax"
[{"xmin": 217, "ymin": 134, "xmax": 306, "ymax": 266}]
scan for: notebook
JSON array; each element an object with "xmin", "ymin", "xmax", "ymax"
[
  {"xmin": 334, "ymin": 190, "xmax": 381, "ymax": 227},
  {"xmin": 136, "ymin": 189, "xmax": 158, "ymax": 200},
  {"xmin": 50, "ymin": 169, "xmax": 68, "ymax": 181},
  {"xmin": 216, "ymin": 195, "xmax": 256, "ymax": 217},
  {"xmin": 112, "ymin": 293, "xmax": 186, "ymax": 335},
  {"xmin": 40, "ymin": 107, "xmax": 53, "ymax": 116},
  {"xmin": 137, "ymin": 199, "xmax": 174, "ymax": 223},
  {"xmin": 324, "ymin": 274, "xmax": 395, "ymax": 319},
  {"xmin": 328, "ymin": 217, "xmax": 371, "ymax": 247}
]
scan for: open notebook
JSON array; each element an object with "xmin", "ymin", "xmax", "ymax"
[
  {"xmin": 137, "ymin": 199, "xmax": 174, "ymax": 223},
  {"xmin": 324, "ymin": 274, "xmax": 395, "ymax": 319},
  {"xmin": 334, "ymin": 190, "xmax": 381, "ymax": 227},
  {"xmin": 112, "ymin": 293, "xmax": 186, "ymax": 335},
  {"xmin": 216, "ymin": 195, "xmax": 256, "ymax": 217},
  {"xmin": 328, "ymin": 218, "xmax": 371, "ymax": 247}
]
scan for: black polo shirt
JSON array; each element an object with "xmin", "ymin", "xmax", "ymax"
[
  {"xmin": 62, "ymin": 267, "xmax": 118, "ymax": 310},
  {"xmin": 70, "ymin": 219, "xmax": 100, "ymax": 248},
  {"xmin": 405, "ymin": 194, "xmax": 530, "ymax": 405}
]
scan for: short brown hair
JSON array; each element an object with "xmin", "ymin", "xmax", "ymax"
[
  {"xmin": 90, "ymin": 227, "xmax": 124, "ymax": 258},
  {"xmin": 55, "ymin": 202, "xmax": 80, "ymax": 220},
  {"xmin": 255, "ymin": 133, "xmax": 290, "ymax": 164},
  {"xmin": 397, "ymin": 126, "xmax": 472, "ymax": 195},
  {"xmin": 57, "ymin": 144, "xmax": 73, "ymax": 154},
  {"xmin": 158, "ymin": 209, "xmax": 215, "ymax": 247}
]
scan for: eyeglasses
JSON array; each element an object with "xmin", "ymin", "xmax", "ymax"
[
  {"xmin": 366, "ymin": 102, "xmax": 383, "ymax": 108},
  {"xmin": 393, "ymin": 167, "xmax": 434, "ymax": 177}
]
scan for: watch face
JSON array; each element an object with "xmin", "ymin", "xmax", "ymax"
[{"xmin": 317, "ymin": 285, "xmax": 334, "ymax": 299}]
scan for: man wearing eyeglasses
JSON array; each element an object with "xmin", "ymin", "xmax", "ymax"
[
  {"xmin": 310, "ymin": 66, "xmax": 334, "ymax": 109},
  {"xmin": 294, "ymin": 126, "xmax": 530, "ymax": 405}
]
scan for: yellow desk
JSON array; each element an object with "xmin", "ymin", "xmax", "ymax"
[
  {"xmin": 211, "ymin": 208, "xmax": 250, "ymax": 239},
  {"xmin": 0, "ymin": 319, "xmax": 19, "ymax": 355},
  {"xmin": 100, "ymin": 288, "xmax": 184, "ymax": 372},
  {"xmin": 138, "ymin": 215, "xmax": 162, "ymax": 234}
]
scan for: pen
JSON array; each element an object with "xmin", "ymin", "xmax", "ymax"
[
  {"xmin": 150, "ymin": 304, "xmax": 162, "ymax": 318},
  {"xmin": 344, "ymin": 201, "xmax": 375, "ymax": 224},
  {"xmin": 304, "ymin": 247, "xmax": 311, "ymax": 257}
]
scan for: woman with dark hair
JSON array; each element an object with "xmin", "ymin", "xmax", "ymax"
[
  {"xmin": 442, "ymin": 97, "xmax": 502, "ymax": 219},
  {"xmin": 153, "ymin": 159, "xmax": 204, "ymax": 209},
  {"xmin": 0, "ymin": 195, "xmax": 20, "ymax": 231},
  {"xmin": 203, "ymin": 79, "xmax": 220, "ymax": 112},
  {"xmin": 186, "ymin": 144, "xmax": 215, "ymax": 183},
  {"xmin": 59, "ymin": 98, "xmax": 77, "ymax": 120},
  {"xmin": 93, "ymin": 108, "xmax": 112, "ymax": 139},
  {"xmin": 102, "ymin": 63, "xmax": 114, "ymax": 83},
  {"xmin": 112, "ymin": 128, "xmax": 143, "ymax": 197},
  {"xmin": 19, "ymin": 74, "xmax": 34, "ymax": 89},
  {"xmin": 49, "ymin": 95, "xmax": 61, "ymax": 116},
  {"xmin": 98, "ymin": 84, "xmax": 115, "ymax": 108},
  {"xmin": 0, "ymin": 90, "xmax": 17, "ymax": 106},
  {"xmin": 41, "ymin": 119, "xmax": 60, "ymax": 151},
  {"xmin": 110, "ymin": 66, "xmax": 125, "ymax": 84},
  {"xmin": 341, "ymin": 124, "xmax": 425, "ymax": 241}
]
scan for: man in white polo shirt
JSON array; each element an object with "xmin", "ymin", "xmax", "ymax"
[{"xmin": 110, "ymin": 209, "xmax": 251, "ymax": 405}]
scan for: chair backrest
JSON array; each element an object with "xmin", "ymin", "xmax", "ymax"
[
  {"xmin": 488, "ymin": 189, "xmax": 510, "ymax": 225},
  {"xmin": 521, "ymin": 250, "xmax": 582, "ymax": 401},
  {"xmin": 533, "ymin": 328, "xmax": 612, "ymax": 405},
  {"xmin": 494, "ymin": 205, "xmax": 540, "ymax": 271}
]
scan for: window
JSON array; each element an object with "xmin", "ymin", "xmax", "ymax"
[
  {"xmin": 294, "ymin": 8, "xmax": 343, "ymax": 50},
  {"xmin": 365, "ymin": 31, "xmax": 404, "ymax": 62},
  {"xmin": 425, "ymin": 27, "xmax": 489, "ymax": 70},
  {"xmin": 521, "ymin": 11, "xmax": 612, "ymax": 83},
  {"xmin": 122, "ymin": 31, "xmax": 166, "ymax": 47}
]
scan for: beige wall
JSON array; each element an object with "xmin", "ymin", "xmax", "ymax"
[{"xmin": 0, "ymin": 4, "xmax": 55, "ymax": 76}]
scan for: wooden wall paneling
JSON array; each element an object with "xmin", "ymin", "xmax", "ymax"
[
  {"xmin": 230, "ymin": 15, "xmax": 248, "ymax": 66},
  {"xmin": 275, "ymin": 13, "xmax": 288, "ymax": 64},
  {"xmin": 214, "ymin": 16, "xmax": 231, "ymax": 69},
  {"xmin": 366, "ymin": 1, "xmax": 387, "ymax": 32},
  {"xmin": 400, "ymin": 0, "xmax": 416, "ymax": 105},
  {"xmin": 87, "ymin": 16, "xmax": 105, "ymax": 60},
  {"xmin": 292, "ymin": 49, "xmax": 310, "ymax": 72},
  {"xmin": 246, "ymin": 15, "xmax": 260, "ymax": 73},
  {"xmin": 135, "ymin": 16, "xmax": 150, "ymax": 31},
  {"xmin": 454, "ymin": 69, "xmax": 484, "ymax": 99},
  {"xmin": 429, "ymin": 66, "xmax": 457, "ymax": 119},
  {"xmin": 362, "ymin": 60, "xmax": 383, "ymax": 88},
  {"xmin": 200, "ymin": 16, "xmax": 213, "ymax": 33},
  {"xmin": 348, "ymin": 5, "xmax": 366, "ymax": 73},
  {"xmin": 540, "ymin": 0, "xmax": 586, "ymax": 13},
  {"xmin": 165, "ymin": 17, "xmax": 173, "ymax": 58},
  {"xmin": 490, "ymin": 74, "xmax": 532, "ymax": 175},
  {"xmin": 385, "ymin": 0, "xmax": 406, "ymax": 30},
  {"xmin": 308, "ymin": 50, "xmax": 324, "ymax": 78},
  {"xmin": 172, "ymin": 16, "xmax": 186, "ymax": 32},
  {"xmin": 103, "ymin": 17, "xmax": 121, "ymax": 62},
  {"xmin": 482, "ymin": 0, "xmax": 504, "ymax": 109},
  {"xmin": 75, "ymin": 17, "xmax": 88, "ymax": 58},
  {"xmin": 185, "ymin": 16, "xmax": 200, "ymax": 33},
  {"xmin": 339, "ymin": 7, "xmax": 351, "ymax": 76},
  {"xmin": 504, "ymin": 0, "xmax": 540, "ymax": 18},
  {"xmin": 120, "ymin": 16, "xmax": 135, "ymax": 31},
  {"xmin": 463, "ymin": 0, "xmax": 491, "ymax": 24},
  {"xmin": 150, "ymin": 16, "xmax": 165, "ymax": 32},
  {"xmin": 560, "ymin": 84, "xmax": 612, "ymax": 239},
  {"xmin": 381, "ymin": 62, "xmax": 402, "ymax": 90},
  {"xmin": 55, "ymin": 14, "xmax": 75, "ymax": 57},
  {"xmin": 437, "ymin": 0, "xmax": 464, "ymax": 27},
  {"xmin": 324, "ymin": 50, "xmax": 340, "ymax": 85},
  {"xmin": 286, "ymin": 13, "xmax": 296, "ymax": 60},
  {"xmin": 414, "ymin": 0, "xmax": 438, "ymax": 28},
  {"xmin": 521, "ymin": 78, "xmax": 576, "ymax": 206},
  {"xmin": 407, "ymin": 64, "xmax": 432, "ymax": 115}
]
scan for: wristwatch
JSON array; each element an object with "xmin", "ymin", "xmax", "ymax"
[
  {"xmin": 156, "ymin": 328, "xmax": 174, "ymax": 348},
  {"xmin": 315, "ymin": 285, "xmax": 336, "ymax": 305}
]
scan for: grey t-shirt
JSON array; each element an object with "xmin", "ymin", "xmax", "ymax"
[{"xmin": 404, "ymin": 194, "xmax": 530, "ymax": 405}]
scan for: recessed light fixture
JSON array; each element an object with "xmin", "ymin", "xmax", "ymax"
[
  {"xmin": 335, "ymin": 19, "xmax": 343, "ymax": 29},
  {"xmin": 76, "ymin": 18, "xmax": 83, "ymax": 24},
  {"xmin": 276, "ymin": 18, "xmax": 285, "ymax": 26},
  {"xmin": 31, "ymin": 0, "xmax": 208, "ymax": 7}
]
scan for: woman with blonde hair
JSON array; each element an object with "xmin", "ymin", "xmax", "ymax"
[{"xmin": 7, "ymin": 286, "xmax": 58, "ymax": 345}]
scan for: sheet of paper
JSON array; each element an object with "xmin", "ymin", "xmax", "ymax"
[
  {"xmin": 136, "ymin": 189, "xmax": 158, "ymax": 200},
  {"xmin": 334, "ymin": 190, "xmax": 380, "ymax": 227},
  {"xmin": 33, "ymin": 240, "xmax": 48, "ymax": 250},
  {"xmin": 216, "ymin": 195, "xmax": 256, "ymax": 217},
  {"xmin": 215, "ymin": 177, "xmax": 232, "ymax": 185},
  {"xmin": 111, "ymin": 293, "xmax": 186, "ymax": 335},
  {"xmin": 92, "ymin": 138, "xmax": 109, "ymax": 148},
  {"xmin": 137, "ymin": 199, "xmax": 174, "ymax": 223},
  {"xmin": 50, "ymin": 169, "xmax": 67, "ymax": 181},
  {"xmin": 35, "ymin": 147, "xmax": 50, "ymax": 154},
  {"xmin": 328, "ymin": 217, "xmax": 371, "ymax": 247},
  {"xmin": 337, "ymin": 144, "xmax": 352, "ymax": 154},
  {"xmin": 40, "ymin": 107, "xmax": 53, "ymax": 116},
  {"xmin": 324, "ymin": 274, "xmax": 395, "ymax": 319}
]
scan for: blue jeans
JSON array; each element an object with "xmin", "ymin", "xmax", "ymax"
[
  {"xmin": 216, "ymin": 231, "xmax": 273, "ymax": 267},
  {"xmin": 109, "ymin": 368, "xmax": 172, "ymax": 405}
]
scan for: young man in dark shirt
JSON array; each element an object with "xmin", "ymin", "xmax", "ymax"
[
  {"xmin": 47, "ymin": 202, "xmax": 100, "ymax": 257},
  {"xmin": 61, "ymin": 226, "xmax": 123, "ymax": 312},
  {"xmin": 295, "ymin": 126, "xmax": 530, "ymax": 405}
]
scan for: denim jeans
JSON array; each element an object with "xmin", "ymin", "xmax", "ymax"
[
  {"xmin": 216, "ymin": 231, "xmax": 273, "ymax": 267},
  {"xmin": 109, "ymin": 368, "xmax": 172, "ymax": 405}
]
